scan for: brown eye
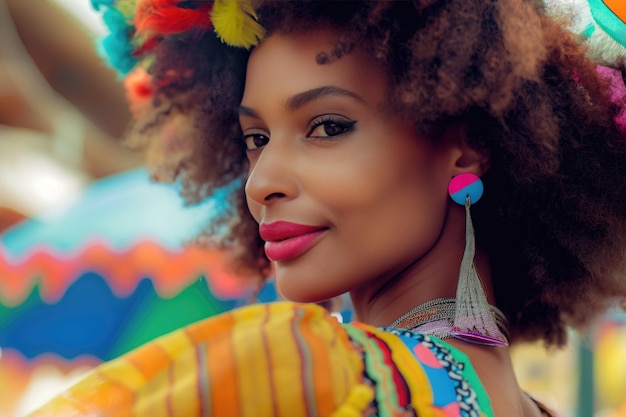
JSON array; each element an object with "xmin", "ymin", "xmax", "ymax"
[
  {"xmin": 308, "ymin": 115, "xmax": 356, "ymax": 139},
  {"xmin": 244, "ymin": 133, "xmax": 269, "ymax": 150},
  {"xmin": 322, "ymin": 122, "xmax": 347, "ymax": 136}
]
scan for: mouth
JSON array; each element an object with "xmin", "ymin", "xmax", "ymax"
[{"xmin": 260, "ymin": 221, "xmax": 328, "ymax": 262}]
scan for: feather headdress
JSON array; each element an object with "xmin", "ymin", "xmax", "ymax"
[
  {"xmin": 92, "ymin": 0, "xmax": 264, "ymax": 76},
  {"xmin": 90, "ymin": 0, "xmax": 266, "ymax": 172}
]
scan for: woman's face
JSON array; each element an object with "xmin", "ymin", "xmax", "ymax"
[{"xmin": 241, "ymin": 30, "xmax": 461, "ymax": 302}]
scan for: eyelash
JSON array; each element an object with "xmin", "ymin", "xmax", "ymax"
[
  {"xmin": 240, "ymin": 114, "xmax": 357, "ymax": 151},
  {"xmin": 307, "ymin": 114, "xmax": 357, "ymax": 139},
  {"xmin": 241, "ymin": 132, "xmax": 269, "ymax": 151}
]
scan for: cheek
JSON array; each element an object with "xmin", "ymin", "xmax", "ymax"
[
  {"xmin": 311, "ymin": 144, "xmax": 446, "ymax": 215},
  {"xmin": 327, "ymin": 149, "xmax": 450, "ymax": 253},
  {"xmin": 342, "ymin": 178, "xmax": 448, "ymax": 247}
]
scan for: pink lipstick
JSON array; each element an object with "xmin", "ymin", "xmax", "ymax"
[{"xmin": 260, "ymin": 221, "xmax": 327, "ymax": 262}]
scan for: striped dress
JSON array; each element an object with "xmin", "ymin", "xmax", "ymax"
[{"xmin": 27, "ymin": 302, "xmax": 555, "ymax": 417}]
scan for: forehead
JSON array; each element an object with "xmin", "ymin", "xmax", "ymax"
[{"xmin": 242, "ymin": 30, "xmax": 388, "ymax": 105}]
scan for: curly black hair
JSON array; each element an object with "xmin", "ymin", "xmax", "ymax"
[{"xmin": 126, "ymin": 0, "xmax": 626, "ymax": 346}]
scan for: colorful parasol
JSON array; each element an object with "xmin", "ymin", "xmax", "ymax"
[{"xmin": 0, "ymin": 168, "xmax": 249, "ymax": 361}]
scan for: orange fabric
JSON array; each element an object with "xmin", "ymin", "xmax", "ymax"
[{"xmin": 603, "ymin": 0, "xmax": 626, "ymax": 23}]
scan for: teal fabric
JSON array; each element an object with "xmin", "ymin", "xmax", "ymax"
[{"xmin": 588, "ymin": 0, "xmax": 626, "ymax": 47}]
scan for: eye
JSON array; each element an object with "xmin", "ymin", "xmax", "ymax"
[
  {"xmin": 308, "ymin": 115, "xmax": 357, "ymax": 139},
  {"xmin": 242, "ymin": 130, "xmax": 270, "ymax": 150}
]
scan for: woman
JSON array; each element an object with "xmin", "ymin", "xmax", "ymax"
[{"xmin": 29, "ymin": 1, "xmax": 626, "ymax": 416}]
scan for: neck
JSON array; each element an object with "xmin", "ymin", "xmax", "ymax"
[{"xmin": 348, "ymin": 204, "xmax": 495, "ymax": 327}]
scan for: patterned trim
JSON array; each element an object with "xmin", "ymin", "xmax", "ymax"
[{"xmin": 384, "ymin": 328, "xmax": 492, "ymax": 417}]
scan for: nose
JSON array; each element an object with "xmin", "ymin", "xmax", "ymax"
[{"xmin": 245, "ymin": 142, "xmax": 298, "ymax": 206}]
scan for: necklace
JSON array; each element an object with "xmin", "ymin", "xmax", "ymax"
[{"xmin": 389, "ymin": 298, "xmax": 510, "ymax": 343}]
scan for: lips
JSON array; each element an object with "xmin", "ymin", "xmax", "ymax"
[{"xmin": 260, "ymin": 221, "xmax": 328, "ymax": 262}]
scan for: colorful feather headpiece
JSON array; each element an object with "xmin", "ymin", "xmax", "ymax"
[
  {"xmin": 92, "ymin": 0, "xmax": 265, "ymax": 74},
  {"xmin": 90, "ymin": 0, "xmax": 267, "ymax": 187},
  {"xmin": 91, "ymin": 0, "xmax": 265, "ymax": 128}
]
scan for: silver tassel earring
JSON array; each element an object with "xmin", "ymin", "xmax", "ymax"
[{"xmin": 448, "ymin": 173, "xmax": 508, "ymax": 347}]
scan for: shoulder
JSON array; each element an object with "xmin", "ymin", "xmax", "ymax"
[
  {"xmin": 344, "ymin": 321, "xmax": 494, "ymax": 416},
  {"xmin": 219, "ymin": 302, "xmax": 496, "ymax": 416}
]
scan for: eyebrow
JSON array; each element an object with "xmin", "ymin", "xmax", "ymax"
[
  {"xmin": 286, "ymin": 86, "xmax": 365, "ymax": 110},
  {"xmin": 239, "ymin": 85, "xmax": 365, "ymax": 117}
]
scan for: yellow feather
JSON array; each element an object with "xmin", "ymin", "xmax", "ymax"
[{"xmin": 211, "ymin": 0, "xmax": 266, "ymax": 49}]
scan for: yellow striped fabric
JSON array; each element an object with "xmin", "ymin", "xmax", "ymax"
[
  {"xmin": 28, "ymin": 302, "xmax": 363, "ymax": 417},
  {"xmin": 27, "ymin": 302, "xmax": 493, "ymax": 417}
]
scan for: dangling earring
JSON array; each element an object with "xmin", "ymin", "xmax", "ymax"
[{"xmin": 448, "ymin": 173, "xmax": 508, "ymax": 347}]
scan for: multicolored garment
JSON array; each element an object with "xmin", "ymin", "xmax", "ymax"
[{"xmin": 28, "ymin": 302, "xmax": 562, "ymax": 416}]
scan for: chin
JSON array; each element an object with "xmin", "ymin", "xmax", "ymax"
[
  {"xmin": 278, "ymin": 288, "xmax": 332, "ymax": 304},
  {"xmin": 275, "ymin": 275, "xmax": 339, "ymax": 305}
]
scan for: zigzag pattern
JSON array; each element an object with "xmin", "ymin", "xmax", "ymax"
[{"xmin": 0, "ymin": 240, "xmax": 248, "ymax": 305}]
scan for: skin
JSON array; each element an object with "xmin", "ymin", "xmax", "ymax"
[{"xmin": 241, "ymin": 30, "xmax": 542, "ymax": 417}]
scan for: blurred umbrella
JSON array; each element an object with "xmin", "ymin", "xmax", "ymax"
[{"xmin": 0, "ymin": 168, "xmax": 249, "ymax": 361}]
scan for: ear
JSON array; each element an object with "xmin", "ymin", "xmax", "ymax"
[{"xmin": 440, "ymin": 124, "xmax": 490, "ymax": 177}]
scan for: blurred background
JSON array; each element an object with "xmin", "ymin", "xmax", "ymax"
[
  {"xmin": 0, "ymin": 0, "xmax": 251, "ymax": 415},
  {"xmin": 0, "ymin": 1, "xmax": 624, "ymax": 416}
]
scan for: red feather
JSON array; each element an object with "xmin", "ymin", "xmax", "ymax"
[
  {"xmin": 132, "ymin": 36, "xmax": 159, "ymax": 58},
  {"xmin": 135, "ymin": 0, "xmax": 213, "ymax": 35}
]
